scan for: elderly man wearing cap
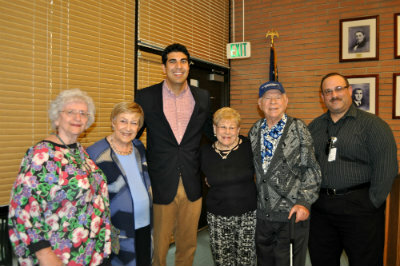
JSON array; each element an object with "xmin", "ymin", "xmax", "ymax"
[{"xmin": 248, "ymin": 81, "xmax": 321, "ymax": 266}]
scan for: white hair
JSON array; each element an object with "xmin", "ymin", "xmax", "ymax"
[{"xmin": 48, "ymin": 88, "xmax": 95, "ymax": 130}]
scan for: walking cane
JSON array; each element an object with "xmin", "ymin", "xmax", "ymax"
[{"xmin": 289, "ymin": 212, "xmax": 296, "ymax": 266}]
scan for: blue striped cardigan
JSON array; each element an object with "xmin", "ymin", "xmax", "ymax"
[{"xmin": 87, "ymin": 138, "xmax": 152, "ymax": 266}]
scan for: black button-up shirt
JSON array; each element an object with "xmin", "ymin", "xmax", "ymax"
[{"xmin": 309, "ymin": 104, "xmax": 398, "ymax": 207}]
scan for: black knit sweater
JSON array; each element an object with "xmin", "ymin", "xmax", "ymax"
[{"xmin": 200, "ymin": 135, "xmax": 257, "ymax": 216}]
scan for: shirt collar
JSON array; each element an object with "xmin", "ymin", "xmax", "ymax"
[
  {"xmin": 162, "ymin": 80, "xmax": 190, "ymax": 98},
  {"xmin": 324, "ymin": 104, "xmax": 358, "ymax": 122},
  {"xmin": 261, "ymin": 113, "xmax": 287, "ymax": 130}
]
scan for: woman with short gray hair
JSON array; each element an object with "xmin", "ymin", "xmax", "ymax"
[
  {"xmin": 8, "ymin": 88, "xmax": 112, "ymax": 266},
  {"xmin": 48, "ymin": 88, "xmax": 96, "ymax": 130}
]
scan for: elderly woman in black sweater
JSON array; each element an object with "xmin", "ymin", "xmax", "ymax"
[{"xmin": 200, "ymin": 107, "xmax": 257, "ymax": 266}]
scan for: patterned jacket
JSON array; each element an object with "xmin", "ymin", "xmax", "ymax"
[
  {"xmin": 248, "ymin": 116, "xmax": 321, "ymax": 222},
  {"xmin": 8, "ymin": 141, "xmax": 112, "ymax": 266},
  {"xmin": 87, "ymin": 138, "xmax": 152, "ymax": 266}
]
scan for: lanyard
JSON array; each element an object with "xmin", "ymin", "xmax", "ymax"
[
  {"xmin": 326, "ymin": 117, "xmax": 347, "ymax": 162},
  {"xmin": 326, "ymin": 115, "xmax": 348, "ymax": 138}
]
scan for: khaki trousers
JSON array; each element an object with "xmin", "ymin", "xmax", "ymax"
[{"xmin": 152, "ymin": 179, "xmax": 202, "ymax": 266}]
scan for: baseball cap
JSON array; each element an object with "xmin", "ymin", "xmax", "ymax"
[{"xmin": 259, "ymin": 81, "xmax": 285, "ymax": 98}]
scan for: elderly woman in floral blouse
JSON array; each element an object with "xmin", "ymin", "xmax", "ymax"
[{"xmin": 8, "ymin": 89, "xmax": 112, "ymax": 266}]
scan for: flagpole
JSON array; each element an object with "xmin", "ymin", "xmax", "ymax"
[
  {"xmin": 266, "ymin": 30, "xmax": 279, "ymax": 81},
  {"xmin": 266, "ymin": 30, "xmax": 279, "ymax": 47}
]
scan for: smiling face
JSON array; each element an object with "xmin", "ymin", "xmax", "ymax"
[
  {"xmin": 112, "ymin": 112, "xmax": 140, "ymax": 147},
  {"xmin": 258, "ymin": 89, "xmax": 288, "ymax": 127},
  {"xmin": 214, "ymin": 119, "xmax": 240, "ymax": 150},
  {"xmin": 55, "ymin": 101, "xmax": 89, "ymax": 144},
  {"xmin": 162, "ymin": 51, "xmax": 190, "ymax": 93}
]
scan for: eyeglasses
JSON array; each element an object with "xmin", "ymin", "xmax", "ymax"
[
  {"xmin": 60, "ymin": 110, "xmax": 90, "ymax": 118},
  {"xmin": 217, "ymin": 125, "xmax": 238, "ymax": 131},
  {"xmin": 262, "ymin": 95, "xmax": 283, "ymax": 101},
  {"xmin": 323, "ymin": 86, "xmax": 348, "ymax": 96}
]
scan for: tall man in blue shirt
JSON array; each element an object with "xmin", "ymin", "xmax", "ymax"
[{"xmin": 308, "ymin": 73, "xmax": 398, "ymax": 266}]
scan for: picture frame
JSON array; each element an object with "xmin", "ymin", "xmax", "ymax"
[
  {"xmin": 393, "ymin": 73, "xmax": 400, "ymax": 119},
  {"xmin": 340, "ymin": 16, "xmax": 379, "ymax": 62},
  {"xmin": 395, "ymin": 13, "xmax": 400, "ymax": 59},
  {"xmin": 346, "ymin": 74, "xmax": 379, "ymax": 115}
]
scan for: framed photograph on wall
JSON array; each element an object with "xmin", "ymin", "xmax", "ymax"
[
  {"xmin": 346, "ymin": 74, "xmax": 378, "ymax": 115},
  {"xmin": 393, "ymin": 73, "xmax": 400, "ymax": 118},
  {"xmin": 340, "ymin": 16, "xmax": 379, "ymax": 62},
  {"xmin": 395, "ymin": 13, "xmax": 400, "ymax": 59}
]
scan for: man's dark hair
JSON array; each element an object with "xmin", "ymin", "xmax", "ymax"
[
  {"xmin": 320, "ymin": 72, "xmax": 349, "ymax": 92},
  {"xmin": 161, "ymin": 43, "xmax": 191, "ymax": 65}
]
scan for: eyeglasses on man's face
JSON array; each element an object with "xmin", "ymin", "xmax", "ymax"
[
  {"xmin": 322, "ymin": 86, "xmax": 348, "ymax": 97},
  {"xmin": 262, "ymin": 95, "xmax": 283, "ymax": 101},
  {"xmin": 60, "ymin": 110, "xmax": 90, "ymax": 118}
]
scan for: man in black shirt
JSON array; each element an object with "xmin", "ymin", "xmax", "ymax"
[{"xmin": 308, "ymin": 73, "xmax": 398, "ymax": 266}]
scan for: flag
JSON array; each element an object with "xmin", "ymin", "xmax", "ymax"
[{"xmin": 269, "ymin": 46, "xmax": 278, "ymax": 81}]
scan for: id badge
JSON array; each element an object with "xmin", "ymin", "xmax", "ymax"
[
  {"xmin": 328, "ymin": 147, "xmax": 337, "ymax": 162},
  {"xmin": 327, "ymin": 136, "xmax": 337, "ymax": 162}
]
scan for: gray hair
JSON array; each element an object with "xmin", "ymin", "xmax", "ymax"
[{"xmin": 48, "ymin": 88, "xmax": 96, "ymax": 130}]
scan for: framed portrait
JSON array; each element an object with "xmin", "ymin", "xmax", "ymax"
[
  {"xmin": 346, "ymin": 74, "xmax": 378, "ymax": 115},
  {"xmin": 395, "ymin": 13, "xmax": 400, "ymax": 59},
  {"xmin": 340, "ymin": 16, "xmax": 379, "ymax": 62},
  {"xmin": 393, "ymin": 73, "xmax": 400, "ymax": 119}
]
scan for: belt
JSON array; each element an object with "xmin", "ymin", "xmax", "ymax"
[{"xmin": 320, "ymin": 182, "xmax": 370, "ymax": 196}]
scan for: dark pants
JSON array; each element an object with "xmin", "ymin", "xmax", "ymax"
[
  {"xmin": 308, "ymin": 188, "xmax": 385, "ymax": 266},
  {"xmin": 256, "ymin": 218, "xmax": 309, "ymax": 266},
  {"xmin": 135, "ymin": 225, "xmax": 152, "ymax": 266}
]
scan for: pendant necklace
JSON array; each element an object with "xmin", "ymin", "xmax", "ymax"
[
  {"xmin": 213, "ymin": 138, "xmax": 240, "ymax": 160},
  {"xmin": 53, "ymin": 133, "xmax": 88, "ymax": 171}
]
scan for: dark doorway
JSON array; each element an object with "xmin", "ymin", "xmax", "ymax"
[
  {"xmin": 189, "ymin": 61, "xmax": 229, "ymax": 114},
  {"xmin": 189, "ymin": 60, "xmax": 230, "ymax": 229}
]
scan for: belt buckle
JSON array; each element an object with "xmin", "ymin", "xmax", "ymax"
[{"xmin": 326, "ymin": 188, "xmax": 336, "ymax": 196}]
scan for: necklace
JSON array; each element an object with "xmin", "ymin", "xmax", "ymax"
[
  {"xmin": 213, "ymin": 138, "xmax": 240, "ymax": 160},
  {"xmin": 110, "ymin": 135, "xmax": 133, "ymax": 155},
  {"xmin": 53, "ymin": 133, "xmax": 89, "ymax": 171}
]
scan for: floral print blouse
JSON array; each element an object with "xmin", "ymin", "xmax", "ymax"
[{"xmin": 8, "ymin": 140, "xmax": 112, "ymax": 266}]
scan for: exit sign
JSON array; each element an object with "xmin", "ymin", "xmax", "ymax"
[{"xmin": 227, "ymin": 42, "xmax": 251, "ymax": 59}]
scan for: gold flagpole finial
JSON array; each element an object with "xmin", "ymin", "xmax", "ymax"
[{"xmin": 266, "ymin": 30, "xmax": 279, "ymax": 47}]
